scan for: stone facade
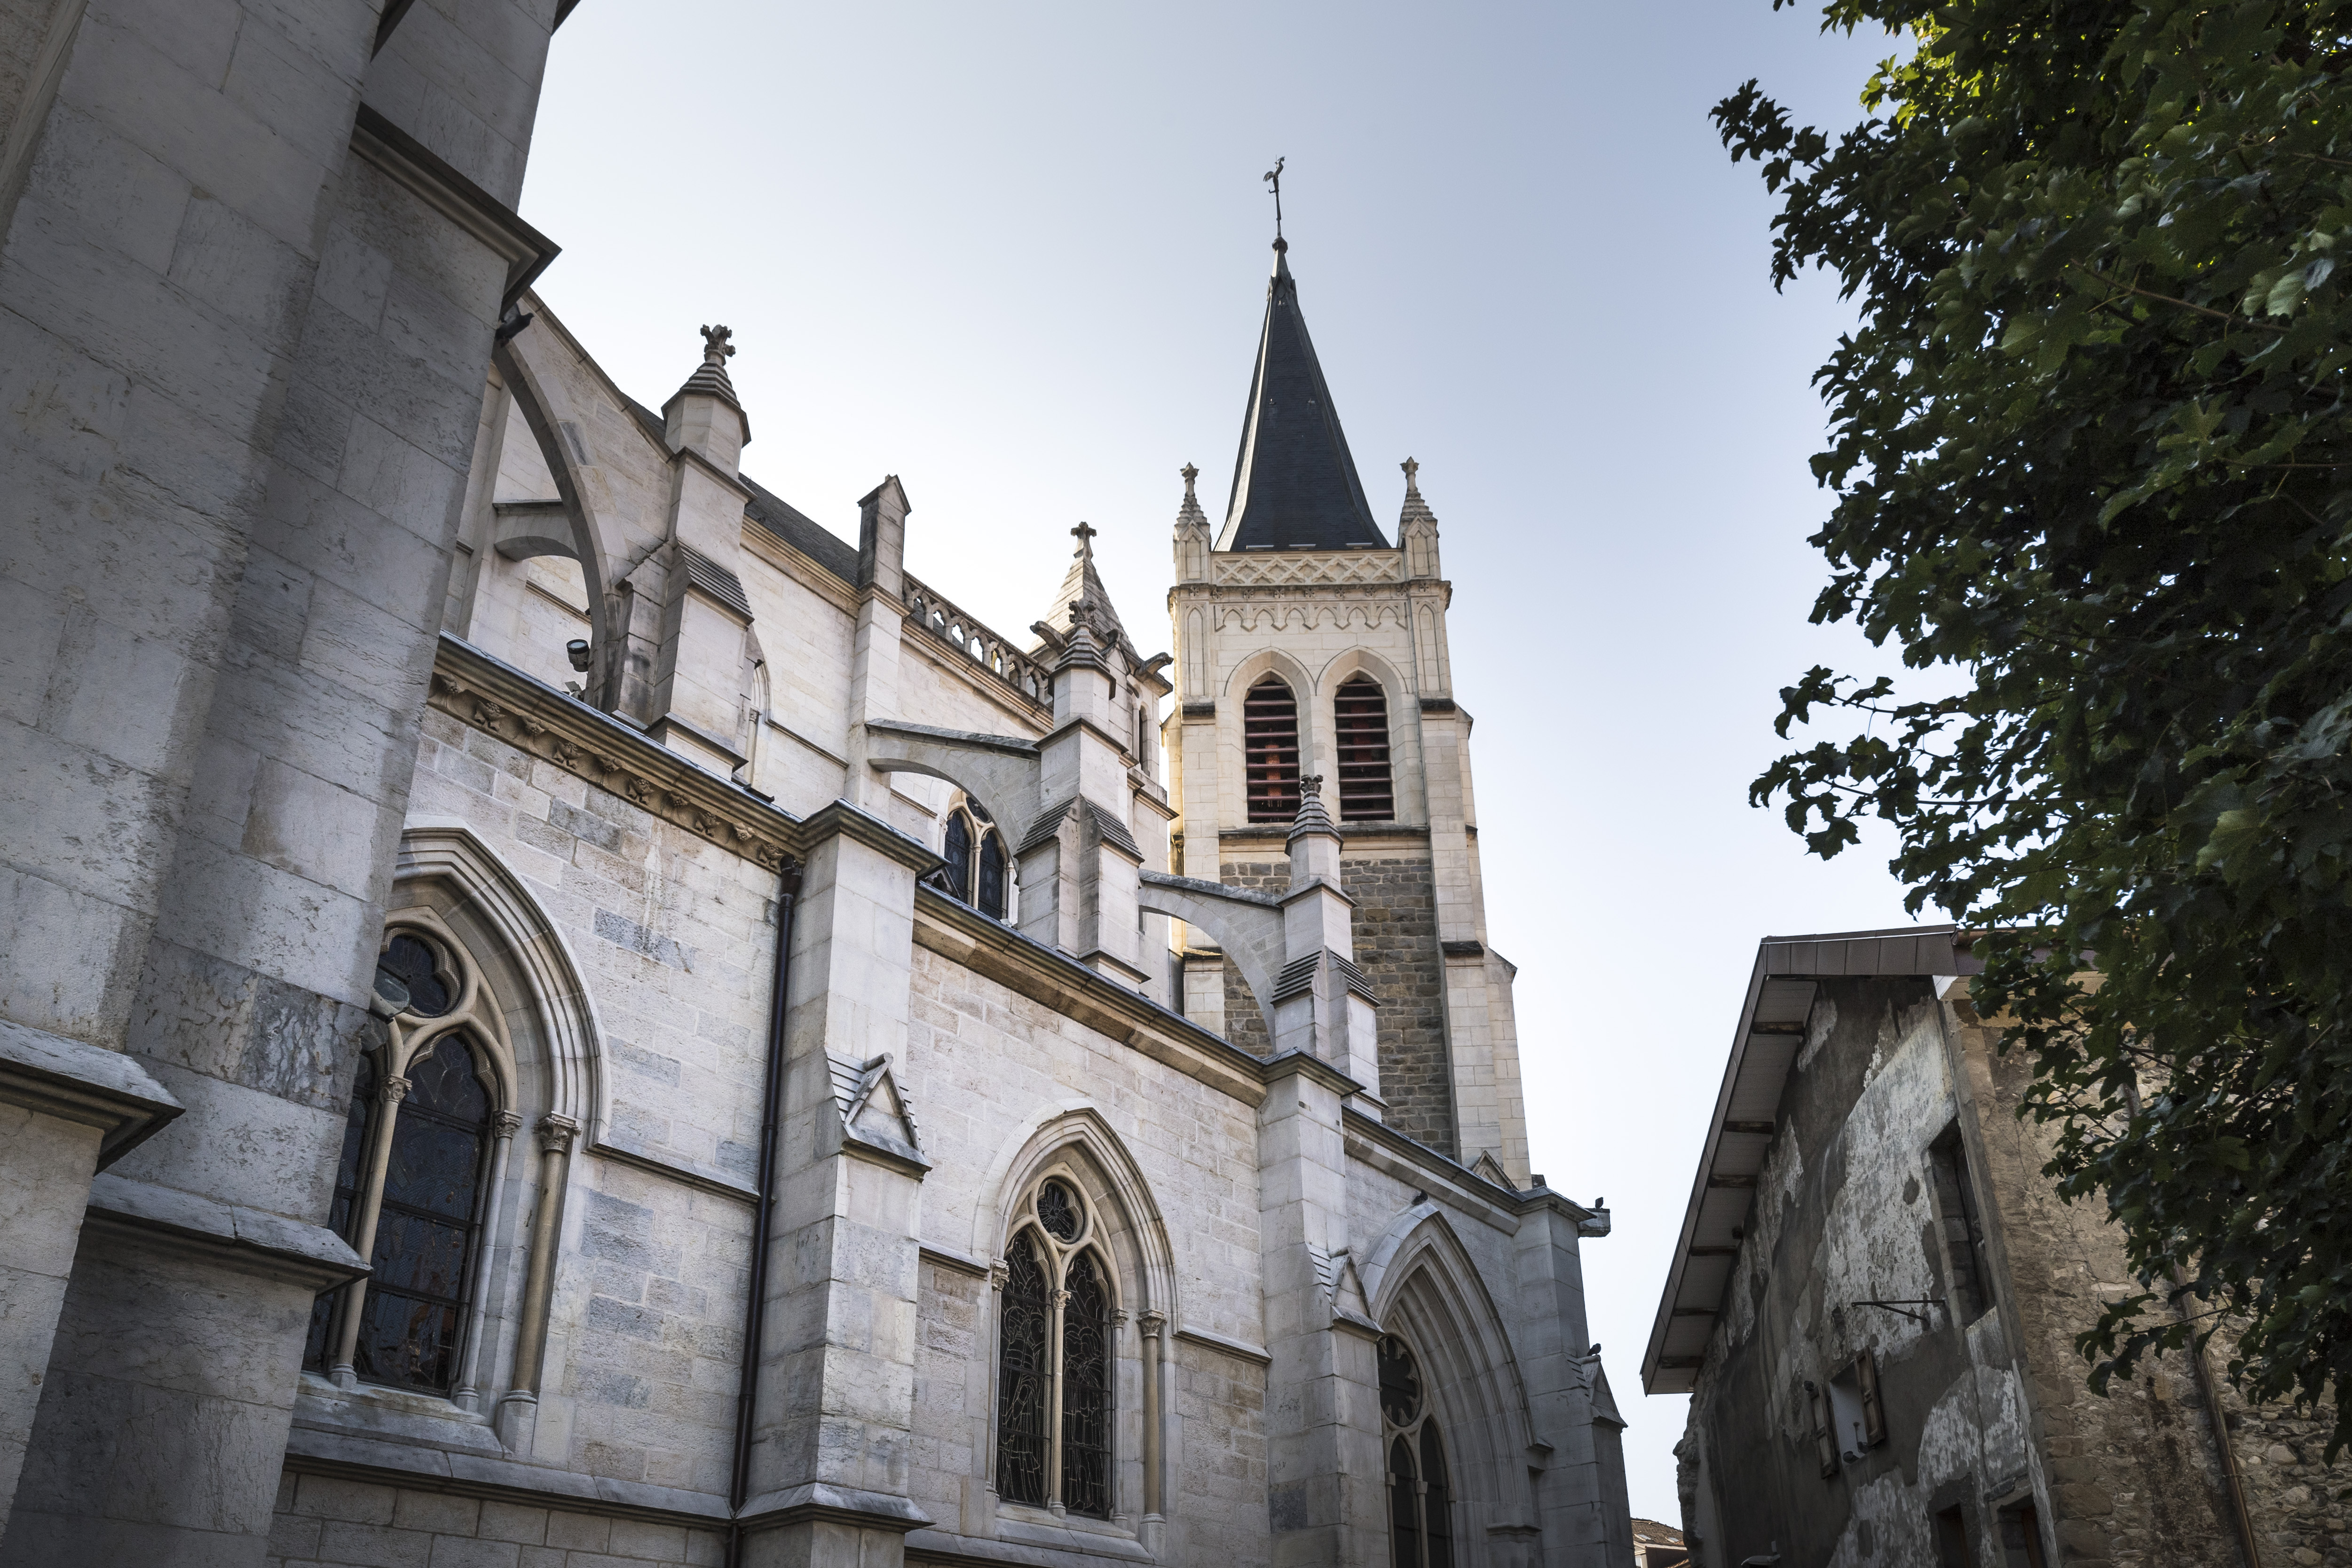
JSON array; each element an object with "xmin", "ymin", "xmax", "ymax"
[
  {"xmin": 0, "ymin": 16, "xmax": 1632, "ymax": 1567},
  {"xmin": 1649, "ymin": 931, "xmax": 2346, "ymax": 1568}
]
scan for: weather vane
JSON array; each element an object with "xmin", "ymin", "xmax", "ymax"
[{"xmin": 1263, "ymin": 156, "xmax": 1286, "ymax": 244}]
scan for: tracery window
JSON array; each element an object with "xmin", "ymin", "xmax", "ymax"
[
  {"xmin": 306, "ymin": 918, "xmax": 533, "ymax": 1408},
  {"xmin": 995, "ymin": 1175, "xmax": 1117, "ymax": 1517},
  {"xmin": 1380, "ymin": 1334, "xmax": 1454, "ymax": 1568},
  {"xmin": 1333, "ymin": 674, "xmax": 1394, "ymax": 821},
  {"xmin": 1244, "ymin": 675, "xmax": 1301, "ymax": 821},
  {"xmin": 927, "ymin": 799, "xmax": 1010, "ymax": 921}
]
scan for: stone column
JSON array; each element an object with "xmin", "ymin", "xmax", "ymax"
[
  {"xmin": 1139, "ymin": 1308, "xmax": 1167, "ymax": 1555},
  {"xmin": 739, "ymin": 804, "xmax": 933, "ymax": 1566},
  {"xmin": 1257, "ymin": 1052, "xmax": 1387, "ymax": 1568},
  {"xmin": 496, "ymin": 1113, "xmax": 578, "ymax": 1453},
  {"xmin": 454, "ymin": 1109, "xmax": 522, "ymax": 1412},
  {"xmin": 329, "ymin": 1073, "xmax": 413, "ymax": 1387}
]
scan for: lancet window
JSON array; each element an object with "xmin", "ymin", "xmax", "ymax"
[
  {"xmin": 305, "ymin": 919, "xmax": 535, "ymax": 1410},
  {"xmin": 1244, "ymin": 675, "xmax": 1302, "ymax": 821},
  {"xmin": 1334, "ymin": 674, "xmax": 1395, "ymax": 821},
  {"xmin": 995, "ymin": 1174, "xmax": 1117, "ymax": 1517},
  {"xmin": 1380, "ymin": 1334, "xmax": 1455, "ymax": 1568},
  {"xmin": 928, "ymin": 798, "xmax": 1010, "ymax": 921}
]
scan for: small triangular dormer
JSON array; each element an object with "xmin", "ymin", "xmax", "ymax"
[
  {"xmin": 836, "ymin": 1053, "xmax": 930, "ymax": 1175},
  {"xmin": 1472, "ymin": 1151, "xmax": 1515, "ymax": 1190}
]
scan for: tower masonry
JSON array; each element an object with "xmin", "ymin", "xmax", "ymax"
[{"xmin": 1168, "ymin": 238, "xmax": 1531, "ymax": 1184}]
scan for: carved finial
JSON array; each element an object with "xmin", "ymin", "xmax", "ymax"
[
  {"xmin": 1068, "ymin": 597, "xmax": 1093, "ymax": 631},
  {"xmin": 1181, "ymin": 463, "xmax": 1199, "ymax": 499},
  {"xmin": 1071, "ymin": 520, "xmax": 1098, "ymax": 557},
  {"xmin": 1401, "ymin": 456, "xmax": 1420, "ymax": 490},
  {"xmin": 699, "ymin": 323, "xmax": 735, "ymax": 364},
  {"xmin": 1301, "ymin": 773, "xmax": 1324, "ymax": 799}
]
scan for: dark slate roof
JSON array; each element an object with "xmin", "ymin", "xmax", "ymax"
[
  {"xmin": 1215, "ymin": 244, "xmax": 1388, "ymax": 552},
  {"xmin": 625, "ymin": 396, "xmax": 858, "ymax": 583}
]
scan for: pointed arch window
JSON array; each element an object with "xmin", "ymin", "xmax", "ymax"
[
  {"xmin": 1244, "ymin": 675, "xmax": 1301, "ymax": 821},
  {"xmin": 1334, "ymin": 674, "xmax": 1394, "ymax": 821},
  {"xmin": 994, "ymin": 1175, "xmax": 1117, "ymax": 1517},
  {"xmin": 305, "ymin": 919, "xmax": 538, "ymax": 1411},
  {"xmin": 927, "ymin": 799, "xmax": 1011, "ymax": 921},
  {"xmin": 1380, "ymin": 1334, "xmax": 1454, "ymax": 1568}
]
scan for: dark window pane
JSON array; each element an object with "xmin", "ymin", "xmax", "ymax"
[
  {"xmin": 943, "ymin": 812, "xmax": 973, "ymax": 903},
  {"xmin": 305, "ymin": 1055, "xmax": 380, "ymax": 1372},
  {"xmin": 1421, "ymin": 1424, "xmax": 1453, "ymax": 1568},
  {"xmin": 1388, "ymin": 1435, "xmax": 1421, "ymax": 1568},
  {"xmin": 1037, "ymin": 1180, "xmax": 1081, "ymax": 1242},
  {"xmin": 1378, "ymin": 1335, "xmax": 1422, "ymax": 1426},
  {"xmin": 1244, "ymin": 677, "xmax": 1300, "ymax": 822},
  {"xmin": 996, "ymin": 1237, "xmax": 1051, "ymax": 1505},
  {"xmin": 369, "ymin": 1210, "xmax": 473, "ymax": 1296},
  {"xmin": 978, "ymin": 831, "xmax": 1007, "ymax": 921},
  {"xmin": 353, "ymin": 1287, "xmax": 460, "ymax": 1391},
  {"xmin": 1334, "ymin": 676, "xmax": 1394, "ymax": 821},
  {"xmin": 1061, "ymin": 1251, "xmax": 1113, "ymax": 1518},
  {"xmin": 380, "ymin": 934, "xmax": 453, "ymax": 1017},
  {"xmin": 363, "ymin": 1036, "xmax": 489, "ymax": 1394}
]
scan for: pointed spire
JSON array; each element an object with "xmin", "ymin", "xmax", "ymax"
[
  {"xmin": 1177, "ymin": 463, "xmax": 1207, "ymax": 528},
  {"xmin": 1286, "ymin": 772, "xmax": 1340, "ymax": 846},
  {"xmin": 669, "ymin": 323, "xmax": 750, "ymax": 439},
  {"xmin": 1215, "ymin": 242, "xmax": 1386, "ymax": 552},
  {"xmin": 1055, "ymin": 596, "xmax": 1106, "ymax": 673},
  {"xmin": 1040, "ymin": 521, "xmax": 1131, "ymax": 658},
  {"xmin": 1399, "ymin": 455, "xmax": 1437, "ymax": 528}
]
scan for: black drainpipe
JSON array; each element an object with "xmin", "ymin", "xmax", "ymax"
[{"xmin": 726, "ymin": 859, "xmax": 802, "ymax": 1568}]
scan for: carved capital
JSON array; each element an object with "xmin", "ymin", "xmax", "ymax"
[
  {"xmin": 381, "ymin": 1076, "xmax": 412, "ymax": 1105},
  {"xmin": 536, "ymin": 1114, "xmax": 581, "ymax": 1155},
  {"xmin": 1138, "ymin": 1308, "xmax": 1167, "ymax": 1338},
  {"xmin": 493, "ymin": 1110, "xmax": 524, "ymax": 1139},
  {"xmin": 1112, "ymin": 1308, "xmax": 1130, "ymax": 1327},
  {"xmin": 1052, "ymin": 1288, "xmax": 1071, "ymax": 1310},
  {"xmin": 989, "ymin": 1260, "xmax": 1010, "ymax": 1292}
]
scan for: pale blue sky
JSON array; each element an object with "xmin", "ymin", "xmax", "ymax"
[{"xmin": 523, "ymin": 0, "xmax": 1909, "ymax": 1523}]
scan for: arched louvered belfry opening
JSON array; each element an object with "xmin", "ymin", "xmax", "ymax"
[
  {"xmin": 1244, "ymin": 675, "xmax": 1301, "ymax": 821},
  {"xmin": 1334, "ymin": 674, "xmax": 1394, "ymax": 821}
]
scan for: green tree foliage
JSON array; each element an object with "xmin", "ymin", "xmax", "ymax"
[{"xmin": 1724, "ymin": 1, "xmax": 2352, "ymax": 1444}]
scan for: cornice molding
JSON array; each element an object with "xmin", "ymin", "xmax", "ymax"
[
  {"xmin": 910, "ymin": 890, "xmax": 1269, "ymax": 1107},
  {"xmin": 797, "ymin": 799, "xmax": 946, "ymax": 877},
  {"xmin": 351, "ymin": 105, "xmax": 557, "ymax": 307},
  {"xmin": 0, "ymin": 1017, "xmax": 183, "ymax": 1167},
  {"xmin": 429, "ymin": 635, "xmax": 797, "ymax": 872}
]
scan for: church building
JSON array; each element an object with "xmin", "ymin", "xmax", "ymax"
[{"xmin": 0, "ymin": 6, "xmax": 1633, "ymax": 1565}]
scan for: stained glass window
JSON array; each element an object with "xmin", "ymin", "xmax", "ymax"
[
  {"xmin": 305, "ymin": 1054, "xmax": 379, "ymax": 1371},
  {"xmin": 1060, "ymin": 1251, "xmax": 1112, "ymax": 1518},
  {"xmin": 996, "ymin": 1237, "xmax": 1051, "ymax": 1505},
  {"xmin": 942, "ymin": 812, "xmax": 973, "ymax": 903},
  {"xmin": 380, "ymin": 933, "xmax": 453, "ymax": 1017},
  {"xmin": 1420, "ymin": 1426, "xmax": 1453, "ymax": 1568},
  {"xmin": 1388, "ymin": 1436, "xmax": 1423, "ymax": 1568},
  {"xmin": 1244, "ymin": 677, "xmax": 1301, "ymax": 822},
  {"xmin": 1037, "ymin": 1180, "xmax": 1081, "ymax": 1242},
  {"xmin": 355, "ymin": 1036, "xmax": 489, "ymax": 1393},
  {"xmin": 1378, "ymin": 1335, "xmax": 1423, "ymax": 1426},
  {"xmin": 978, "ymin": 830, "xmax": 1007, "ymax": 920},
  {"xmin": 1334, "ymin": 675, "xmax": 1394, "ymax": 821}
]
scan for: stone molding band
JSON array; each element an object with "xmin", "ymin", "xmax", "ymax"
[{"xmin": 0, "ymin": 1017, "xmax": 183, "ymax": 1167}]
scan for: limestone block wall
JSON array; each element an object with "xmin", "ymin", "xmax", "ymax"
[
  {"xmin": 393, "ymin": 707, "xmax": 778, "ymax": 1493},
  {"xmin": 1171, "ymin": 1336, "xmax": 1270, "ymax": 1564},
  {"xmin": 265, "ymin": 1474, "xmax": 723, "ymax": 1568}
]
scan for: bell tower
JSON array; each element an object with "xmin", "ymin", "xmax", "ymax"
[{"xmin": 1166, "ymin": 238, "xmax": 1530, "ymax": 1184}]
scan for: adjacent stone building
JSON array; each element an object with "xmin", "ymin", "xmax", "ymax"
[
  {"xmin": 1644, "ymin": 928, "xmax": 2346, "ymax": 1568},
  {"xmin": 0, "ymin": 5, "xmax": 1635, "ymax": 1563}
]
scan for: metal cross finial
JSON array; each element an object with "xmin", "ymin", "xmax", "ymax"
[
  {"xmin": 699, "ymin": 323, "xmax": 735, "ymax": 362},
  {"xmin": 1263, "ymin": 156, "xmax": 1286, "ymax": 243},
  {"xmin": 1071, "ymin": 520, "xmax": 1098, "ymax": 555}
]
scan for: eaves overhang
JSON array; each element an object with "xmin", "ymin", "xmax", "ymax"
[{"xmin": 1639, "ymin": 925, "xmax": 1980, "ymax": 1396}]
